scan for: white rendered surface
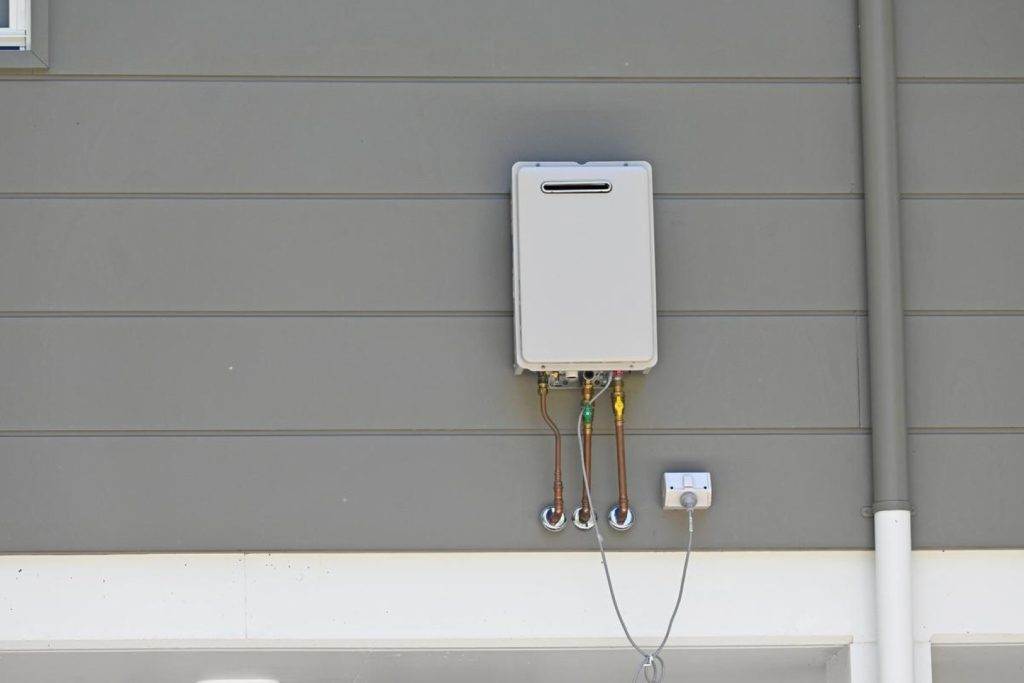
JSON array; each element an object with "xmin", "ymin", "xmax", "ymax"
[{"xmin": 1, "ymin": 549, "xmax": 1022, "ymax": 683}]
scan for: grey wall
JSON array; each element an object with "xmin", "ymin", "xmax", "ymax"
[
  {"xmin": 0, "ymin": 0, "xmax": 1021, "ymax": 551},
  {"xmin": 933, "ymin": 644, "xmax": 1024, "ymax": 683},
  {"xmin": 0, "ymin": 646, "xmax": 845, "ymax": 683}
]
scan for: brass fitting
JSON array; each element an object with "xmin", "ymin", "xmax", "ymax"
[
  {"xmin": 612, "ymin": 376, "xmax": 625, "ymax": 423},
  {"xmin": 576, "ymin": 375, "xmax": 595, "ymax": 528},
  {"xmin": 582, "ymin": 378, "xmax": 594, "ymax": 433}
]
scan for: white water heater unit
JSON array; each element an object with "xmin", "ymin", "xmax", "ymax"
[{"xmin": 511, "ymin": 161, "xmax": 658, "ymax": 374}]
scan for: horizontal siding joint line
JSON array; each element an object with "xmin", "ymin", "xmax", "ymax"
[
  {"xmin": 901, "ymin": 193, "xmax": 1024, "ymax": 200},
  {"xmin": 0, "ymin": 192, "xmax": 866, "ymax": 200},
  {"xmin": 907, "ymin": 427, "xmax": 1024, "ymax": 435},
  {"xmin": 8, "ymin": 192, "xmax": 1021, "ymax": 201},
  {"xmin": 904, "ymin": 310, "xmax": 1024, "ymax": 318},
  {"xmin": 897, "ymin": 77, "xmax": 1024, "ymax": 85},
  {"xmin": 0, "ymin": 74, "xmax": 862, "ymax": 84},
  {"xmin": 1, "ymin": 74, "xmax": 1020, "ymax": 85},
  {"xmin": 5, "ymin": 428, "xmax": 1024, "ymax": 437},
  {"xmin": 5, "ymin": 310, "xmax": 1024, "ymax": 319},
  {"xmin": 0, "ymin": 428, "xmax": 871, "ymax": 438},
  {"xmin": 0, "ymin": 310, "xmax": 871, "ymax": 319}
]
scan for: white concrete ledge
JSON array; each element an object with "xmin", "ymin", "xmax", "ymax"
[{"xmin": 0, "ymin": 549, "xmax": 1020, "ymax": 683}]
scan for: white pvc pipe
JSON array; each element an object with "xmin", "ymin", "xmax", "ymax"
[{"xmin": 874, "ymin": 510, "xmax": 915, "ymax": 682}]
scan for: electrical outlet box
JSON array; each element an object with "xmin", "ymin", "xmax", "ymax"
[
  {"xmin": 511, "ymin": 161, "xmax": 658, "ymax": 374},
  {"xmin": 662, "ymin": 472, "xmax": 713, "ymax": 511}
]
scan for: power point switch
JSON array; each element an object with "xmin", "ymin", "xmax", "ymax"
[{"xmin": 662, "ymin": 472, "xmax": 712, "ymax": 511}]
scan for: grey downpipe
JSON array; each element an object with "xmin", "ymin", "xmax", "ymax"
[
  {"xmin": 858, "ymin": 0, "xmax": 915, "ymax": 681},
  {"xmin": 860, "ymin": 0, "xmax": 910, "ymax": 515}
]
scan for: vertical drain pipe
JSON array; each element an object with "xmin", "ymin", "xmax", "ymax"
[{"xmin": 858, "ymin": 1, "xmax": 915, "ymax": 681}]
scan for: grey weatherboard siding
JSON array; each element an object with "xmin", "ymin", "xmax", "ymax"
[{"xmin": 0, "ymin": 0, "xmax": 1022, "ymax": 551}]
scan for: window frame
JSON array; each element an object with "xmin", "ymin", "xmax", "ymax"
[
  {"xmin": 0, "ymin": 0, "xmax": 48, "ymax": 69},
  {"xmin": 0, "ymin": 0, "xmax": 29, "ymax": 49}
]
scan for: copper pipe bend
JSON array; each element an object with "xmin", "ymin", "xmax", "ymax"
[{"xmin": 538, "ymin": 374, "xmax": 566, "ymax": 532}]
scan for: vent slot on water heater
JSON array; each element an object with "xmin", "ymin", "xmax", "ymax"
[{"xmin": 541, "ymin": 180, "xmax": 613, "ymax": 194}]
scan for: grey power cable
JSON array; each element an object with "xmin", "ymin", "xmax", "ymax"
[{"xmin": 576, "ymin": 375, "xmax": 695, "ymax": 683}]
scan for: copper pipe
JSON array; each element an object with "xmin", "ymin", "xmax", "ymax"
[
  {"xmin": 579, "ymin": 377, "xmax": 595, "ymax": 523},
  {"xmin": 538, "ymin": 373, "xmax": 563, "ymax": 522},
  {"xmin": 611, "ymin": 372, "xmax": 629, "ymax": 523}
]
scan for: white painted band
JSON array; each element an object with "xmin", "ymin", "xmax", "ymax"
[{"xmin": 0, "ymin": 548, "xmax": 1022, "ymax": 683}]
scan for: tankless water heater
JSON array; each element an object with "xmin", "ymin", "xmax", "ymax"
[{"xmin": 511, "ymin": 161, "xmax": 657, "ymax": 374}]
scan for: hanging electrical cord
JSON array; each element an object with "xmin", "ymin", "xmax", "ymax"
[{"xmin": 577, "ymin": 374, "xmax": 695, "ymax": 683}]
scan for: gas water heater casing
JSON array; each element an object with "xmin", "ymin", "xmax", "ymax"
[{"xmin": 512, "ymin": 161, "xmax": 658, "ymax": 374}]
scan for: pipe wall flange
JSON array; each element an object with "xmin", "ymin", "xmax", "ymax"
[
  {"xmin": 540, "ymin": 506, "xmax": 567, "ymax": 532},
  {"xmin": 607, "ymin": 505, "xmax": 635, "ymax": 531},
  {"xmin": 572, "ymin": 506, "xmax": 596, "ymax": 530}
]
